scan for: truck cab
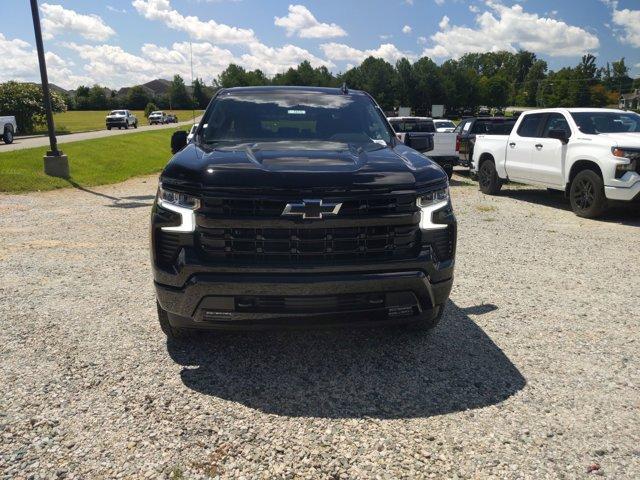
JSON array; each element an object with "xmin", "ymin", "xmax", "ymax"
[{"xmin": 471, "ymin": 108, "xmax": 640, "ymax": 218}]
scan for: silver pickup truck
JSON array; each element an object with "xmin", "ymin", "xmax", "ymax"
[{"xmin": 1, "ymin": 116, "xmax": 17, "ymax": 144}]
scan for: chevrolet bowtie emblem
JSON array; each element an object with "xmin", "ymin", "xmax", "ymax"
[{"xmin": 282, "ymin": 199, "xmax": 342, "ymax": 219}]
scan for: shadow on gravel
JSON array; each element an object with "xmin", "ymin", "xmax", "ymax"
[
  {"xmin": 65, "ymin": 180, "xmax": 154, "ymax": 209},
  {"xmin": 166, "ymin": 301, "xmax": 525, "ymax": 419},
  {"xmin": 498, "ymin": 188, "xmax": 640, "ymax": 226}
]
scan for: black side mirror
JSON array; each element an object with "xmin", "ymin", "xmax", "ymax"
[
  {"xmin": 548, "ymin": 129, "xmax": 569, "ymax": 144},
  {"xmin": 171, "ymin": 131, "xmax": 188, "ymax": 154},
  {"xmin": 404, "ymin": 132, "xmax": 434, "ymax": 152}
]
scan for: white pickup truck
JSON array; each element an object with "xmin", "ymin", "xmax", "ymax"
[
  {"xmin": 471, "ymin": 108, "xmax": 640, "ymax": 218},
  {"xmin": 1, "ymin": 116, "xmax": 17, "ymax": 144},
  {"xmin": 388, "ymin": 116, "xmax": 458, "ymax": 178}
]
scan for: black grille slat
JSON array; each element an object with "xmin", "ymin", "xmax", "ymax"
[
  {"xmin": 198, "ymin": 225, "xmax": 420, "ymax": 263},
  {"xmin": 429, "ymin": 226, "xmax": 455, "ymax": 262},
  {"xmin": 156, "ymin": 231, "xmax": 181, "ymax": 265}
]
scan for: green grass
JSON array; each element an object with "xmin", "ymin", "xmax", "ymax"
[
  {"xmin": 32, "ymin": 110, "xmax": 203, "ymax": 135},
  {"xmin": 0, "ymin": 128, "xmax": 179, "ymax": 192}
]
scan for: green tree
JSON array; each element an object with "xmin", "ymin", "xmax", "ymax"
[
  {"xmin": 192, "ymin": 78, "xmax": 210, "ymax": 109},
  {"xmin": 0, "ymin": 81, "xmax": 67, "ymax": 134},
  {"xmin": 144, "ymin": 102, "xmax": 158, "ymax": 118},
  {"xmin": 127, "ymin": 86, "xmax": 151, "ymax": 110},
  {"xmin": 170, "ymin": 74, "xmax": 191, "ymax": 109},
  {"xmin": 412, "ymin": 56, "xmax": 446, "ymax": 114}
]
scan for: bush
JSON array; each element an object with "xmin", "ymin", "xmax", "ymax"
[
  {"xmin": 0, "ymin": 81, "xmax": 67, "ymax": 134},
  {"xmin": 144, "ymin": 102, "xmax": 158, "ymax": 118}
]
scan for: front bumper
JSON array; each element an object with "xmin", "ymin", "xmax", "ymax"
[
  {"xmin": 155, "ymin": 270, "xmax": 453, "ymax": 330},
  {"xmin": 605, "ymin": 179, "xmax": 640, "ymax": 202}
]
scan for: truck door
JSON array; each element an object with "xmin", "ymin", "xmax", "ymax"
[
  {"xmin": 505, "ymin": 113, "xmax": 546, "ymax": 182},
  {"xmin": 530, "ymin": 113, "xmax": 570, "ymax": 187}
]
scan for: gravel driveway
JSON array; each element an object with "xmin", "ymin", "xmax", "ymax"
[{"xmin": 1, "ymin": 173, "xmax": 638, "ymax": 479}]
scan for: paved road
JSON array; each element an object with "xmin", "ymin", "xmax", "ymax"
[{"xmin": 1, "ymin": 116, "xmax": 202, "ymax": 152}]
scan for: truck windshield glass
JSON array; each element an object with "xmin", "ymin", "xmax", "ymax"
[
  {"xmin": 201, "ymin": 91, "xmax": 392, "ymax": 147},
  {"xmin": 570, "ymin": 112, "xmax": 640, "ymax": 134}
]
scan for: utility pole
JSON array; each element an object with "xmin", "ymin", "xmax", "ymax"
[
  {"xmin": 190, "ymin": 41, "xmax": 195, "ymax": 124},
  {"xmin": 29, "ymin": 0, "xmax": 69, "ymax": 178}
]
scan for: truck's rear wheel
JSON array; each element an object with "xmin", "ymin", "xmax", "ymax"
[
  {"xmin": 157, "ymin": 301, "xmax": 188, "ymax": 340},
  {"xmin": 569, "ymin": 169, "xmax": 607, "ymax": 218},
  {"xmin": 3, "ymin": 127, "xmax": 14, "ymax": 144},
  {"xmin": 478, "ymin": 159, "xmax": 502, "ymax": 195}
]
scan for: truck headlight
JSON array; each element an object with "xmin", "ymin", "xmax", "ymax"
[
  {"xmin": 417, "ymin": 187, "xmax": 450, "ymax": 230},
  {"xmin": 612, "ymin": 148, "xmax": 639, "ymax": 178},
  {"xmin": 157, "ymin": 183, "xmax": 200, "ymax": 232}
]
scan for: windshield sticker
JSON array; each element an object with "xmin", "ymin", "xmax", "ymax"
[{"xmin": 287, "ymin": 109, "xmax": 306, "ymax": 115}]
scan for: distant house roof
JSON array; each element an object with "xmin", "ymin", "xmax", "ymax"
[{"xmin": 620, "ymin": 89, "xmax": 640, "ymax": 100}]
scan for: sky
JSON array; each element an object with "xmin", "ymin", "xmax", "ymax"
[{"xmin": 1, "ymin": 0, "xmax": 639, "ymax": 90}]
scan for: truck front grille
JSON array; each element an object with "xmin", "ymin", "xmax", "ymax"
[
  {"xmin": 197, "ymin": 225, "xmax": 420, "ymax": 263},
  {"xmin": 200, "ymin": 194, "xmax": 418, "ymax": 218}
]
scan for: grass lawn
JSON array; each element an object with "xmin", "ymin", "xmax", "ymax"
[
  {"xmin": 0, "ymin": 128, "xmax": 180, "ymax": 193},
  {"xmin": 32, "ymin": 110, "xmax": 203, "ymax": 135}
]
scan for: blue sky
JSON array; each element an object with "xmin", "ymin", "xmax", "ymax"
[{"xmin": 1, "ymin": 0, "xmax": 638, "ymax": 89}]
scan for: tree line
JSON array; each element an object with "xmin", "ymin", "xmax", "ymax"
[{"xmin": 213, "ymin": 52, "xmax": 638, "ymax": 115}]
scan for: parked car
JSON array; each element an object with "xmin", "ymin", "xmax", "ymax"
[
  {"xmin": 434, "ymin": 119, "xmax": 456, "ymax": 133},
  {"xmin": 471, "ymin": 108, "xmax": 640, "ymax": 218},
  {"xmin": 388, "ymin": 116, "xmax": 458, "ymax": 178},
  {"xmin": 455, "ymin": 117, "xmax": 516, "ymax": 167},
  {"xmin": 106, "ymin": 110, "xmax": 138, "ymax": 130},
  {"xmin": 186, "ymin": 124, "xmax": 198, "ymax": 143},
  {"xmin": 166, "ymin": 114, "xmax": 178, "ymax": 124},
  {"xmin": 0, "ymin": 116, "xmax": 17, "ymax": 144},
  {"xmin": 153, "ymin": 86, "xmax": 457, "ymax": 338},
  {"xmin": 148, "ymin": 111, "xmax": 167, "ymax": 125}
]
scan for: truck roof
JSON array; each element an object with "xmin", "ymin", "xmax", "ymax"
[
  {"xmin": 519, "ymin": 107, "xmax": 629, "ymax": 115},
  {"xmin": 219, "ymin": 86, "xmax": 368, "ymax": 96},
  {"xmin": 388, "ymin": 116, "xmax": 434, "ymax": 121}
]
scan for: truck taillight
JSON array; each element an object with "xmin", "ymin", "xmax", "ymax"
[{"xmin": 455, "ymin": 135, "xmax": 460, "ymax": 153}]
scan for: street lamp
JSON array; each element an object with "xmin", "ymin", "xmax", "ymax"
[{"xmin": 29, "ymin": 0, "xmax": 69, "ymax": 178}]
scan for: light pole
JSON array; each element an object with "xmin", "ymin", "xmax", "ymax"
[{"xmin": 29, "ymin": 0, "xmax": 69, "ymax": 178}]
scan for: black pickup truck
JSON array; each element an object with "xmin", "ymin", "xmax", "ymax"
[
  {"xmin": 455, "ymin": 116, "xmax": 516, "ymax": 167},
  {"xmin": 151, "ymin": 86, "xmax": 456, "ymax": 337}
]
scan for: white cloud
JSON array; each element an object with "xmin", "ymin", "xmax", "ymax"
[
  {"xmin": 106, "ymin": 5, "xmax": 127, "ymax": 14},
  {"xmin": 132, "ymin": 0, "xmax": 256, "ymax": 44},
  {"xmin": 469, "ymin": 5, "xmax": 479, "ymax": 13},
  {"xmin": 434, "ymin": 0, "xmax": 445, "ymax": 5},
  {"xmin": 610, "ymin": 6, "xmax": 640, "ymax": 47},
  {"xmin": 320, "ymin": 42, "xmax": 414, "ymax": 64},
  {"xmin": 417, "ymin": 36, "xmax": 427, "ymax": 45},
  {"xmin": 402, "ymin": 25, "xmax": 412, "ymax": 34},
  {"xmin": 40, "ymin": 3, "xmax": 115, "ymax": 42},
  {"xmin": 422, "ymin": 1, "xmax": 600, "ymax": 58},
  {"xmin": 0, "ymin": 33, "xmax": 93, "ymax": 89},
  {"xmin": 274, "ymin": 4, "xmax": 346, "ymax": 39},
  {"xmin": 241, "ymin": 43, "xmax": 334, "ymax": 74}
]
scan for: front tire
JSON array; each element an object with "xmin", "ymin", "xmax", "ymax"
[
  {"xmin": 157, "ymin": 301, "xmax": 188, "ymax": 339},
  {"xmin": 3, "ymin": 128, "xmax": 14, "ymax": 144},
  {"xmin": 478, "ymin": 159, "xmax": 502, "ymax": 194},
  {"xmin": 569, "ymin": 169, "xmax": 607, "ymax": 218}
]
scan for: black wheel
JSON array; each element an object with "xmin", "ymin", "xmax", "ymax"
[
  {"xmin": 569, "ymin": 169, "xmax": 607, "ymax": 218},
  {"xmin": 124, "ymin": 123, "xmax": 129, "ymax": 129},
  {"xmin": 402, "ymin": 304, "xmax": 446, "ymax": 332},
  {"xmin": 478, "ymin": 159, "xmax": 502, "ymax": 194},
  {"xmin": 134, "ymin": 121, "xmax": 138, "ymax": 129},
  {"xmin": 157, "ymin": 301, "xmax": 188, "ymax": 339},
  {"xmin": 107, "ymin": 126, "xmax": 111, "ymax": 130},
  {"xmin": 442, "ymin": 163, "xmax": 453, "ymax": 180},
  {"xmin": 3, "ymin": 128, "xmax": 14, "ymax": 144}
]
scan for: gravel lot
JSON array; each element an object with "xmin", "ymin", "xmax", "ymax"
[{"xmin": 1, "ymin": 173, "xmax": 638, "ymax": 479}]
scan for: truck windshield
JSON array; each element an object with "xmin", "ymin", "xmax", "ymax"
[
  {"xmin": 570, "ymin": 111, "xmax": 640, "ymax": 134},
  {"xmin": 200, "ymin": 91, "xmax": 392, "ymax": 147}
]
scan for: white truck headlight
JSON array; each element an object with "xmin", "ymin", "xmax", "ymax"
[
  {"xmin": 417, "ymin": 187, "xmax": 450, "ymax": 230},
  {"xmin": 158, "ymin": 183, "xmax": 200, "ymax": 232}
]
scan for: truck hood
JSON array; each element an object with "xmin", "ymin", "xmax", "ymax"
[
  {"xmin": 161, "ymin": 141, "xmax": 447, "ymax": 191},
  {"xmin": 595, "ymin": 132, "xmax": 640, "ymax": 147}
]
